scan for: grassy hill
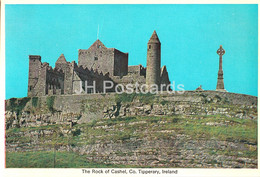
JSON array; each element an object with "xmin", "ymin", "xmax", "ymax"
[{"xmin": 6, "ymin": 114, "xmax": 257, "ymax": 168}]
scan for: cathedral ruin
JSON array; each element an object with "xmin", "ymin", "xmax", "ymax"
[{"xmin": 27, "ymin": 31, "xmax": 171, "ymax": 97}]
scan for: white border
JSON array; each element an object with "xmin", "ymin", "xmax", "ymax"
[{"xmin": 0, "ymin": 1, "xmax": 259, "ymax": 177}]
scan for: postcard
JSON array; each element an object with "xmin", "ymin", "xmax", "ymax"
[{"xmin": 1, "ymin": 1, "xmax": 259, "ymax": 177}]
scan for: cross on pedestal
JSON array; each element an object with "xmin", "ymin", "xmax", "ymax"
[{"xmin": 216, "ymin": 45, "xmax": 227, "ymax": 92}]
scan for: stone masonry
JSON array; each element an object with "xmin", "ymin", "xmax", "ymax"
[
  {"xmin": 28, "ymin": 31, "xmax": 171, "ymax": 97},
  {"xmin": 216, "ymin": 45, "xmax": 226, "ymax": 92},
  {"xmin": 146, "ymin": 30, "xmax": 161, "ymax": 90}
]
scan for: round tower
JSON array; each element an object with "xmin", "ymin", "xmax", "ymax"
[{"xmin": 146, "ymin": 30, "xmax": 161, "ymax": 89}]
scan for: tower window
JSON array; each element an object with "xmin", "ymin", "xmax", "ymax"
[
  {"xmin": 97, "ymin": 45, "xmax": 101, "ymax": 48},
  {"xmin": 149, "ymin": 45, "xmax": 151, "ymax": 49},
  {"xmin": 94, "ymin": 57, "xmax": 98, "ymax": 61}
]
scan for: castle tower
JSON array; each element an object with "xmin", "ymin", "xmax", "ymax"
[
  {"xmin": 28, "ymin": 55, "xmax": 42, "ymax": 96},
  {"xmin": 146, "ymin": 30, "xmax": 161, "ymax": 89},
  {"xmin": 216, "ymin": 45, "xmax": 227, "ymax": 92}
]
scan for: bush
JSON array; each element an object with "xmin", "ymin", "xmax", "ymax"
[
  {"xmin": 137, "ymin": 93, "xmax": 155, "ymax": 104},
  {"xmin": 72, "ymin": 129, "xmax": 81, "ymax": 136},
  {"xmin": 171, "ymin": 118, "xmax": 179, "ymax": 123},
  {"xmin": 6, "ymin": 97, "xmax": 31, "ymax": 115},
  {"xmin": 32, "ymin": 97, "xmax": 38, "ymax": 108},
  {"xmin": 160, "ymin": 100, "xmax": 169, "ymax": 105},
  {"xmin": 46, "ymin": 96, "xmax": 55, "ymax": 112},
  {"xmin": 115, "ymin": 93, "xmax": 136, "ymax": 103},
  {"xmin": 89, "ymin": 119, "xmax": 97, "ymax": 127}
]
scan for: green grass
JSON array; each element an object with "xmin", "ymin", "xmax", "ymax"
[
  {"xmin": 115, "ymin": 92, "xmax": 156, "ymax": 104},
  {"xmin": 6, "ymin": 114, "xmax": 257, "ymax": 167},
  {"xmin": 6, "ymin": 124, "xmax": 61, "ymax": 134},
  {"xmin": 75, "ymin": 115, "xmax": 257, "ymax": 147},
  {"xmin": 7, "ymin": 115, "xmax": 257, "ymax": 145},
  {"xmin": 76, "ymin": 114, "xmax": 257, "ymax": 144},
  {"xmin": 6, "ymin": 151, "xmax": 130, "ymax": 168},
  {"xmin": 115, "ymin": 92, "xmax": 137, "ymax": 103},
  {"xmin": 209, "ymin": 149, "xmax": 257, "ymax": 159}
]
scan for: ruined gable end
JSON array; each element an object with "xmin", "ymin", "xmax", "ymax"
[
  {"xmin": 78, "ymin": 39, "xmax": 128, "ymax": 77},
  {"xmin": 88, "ymin": 39, "xmax": 107, "ymax": 50},
  {"xmin": 55, "ymin": 54, "xmax": 68, "ymax": 71},
  {"xmin": 160, "ymin": 65, "xmax": 171, "ymax": 89}
]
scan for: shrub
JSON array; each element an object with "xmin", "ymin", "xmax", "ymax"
[
  {"xmin": 89, "ymin": 119, "xmax": 97, "ymax": 127},
  {"xmin": 6, "ymin": 97, "xmax": 31, "ymax": 115},
  {"xmin": 46, "ymin": 96, "xmax": 55, "ymax": 113},
  {"xmin": 32, "ymin": 97, "xmax": 38, "ymax": 108},
  {"xmin": 171, "ymin": 118, "xmax": 179, "ymax": 123},
  {"xmin": 115, "ymin": 93, "xmax": 136, "ymax": 103},
  {"xmin": 160, "ymin": 100, "xmax": 169, "ymax": 105},
  {"xmin": 137, "ymin": 93, "xmax": 156, "ymax": 104},
  {"xmin": 72, "ymin": 129, "xmax": 81, "ymax": 136}
]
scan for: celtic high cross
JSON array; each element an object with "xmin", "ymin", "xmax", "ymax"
[{"xmin": 216, "ymin": 45, "xmax": 226, "ymax": 91}]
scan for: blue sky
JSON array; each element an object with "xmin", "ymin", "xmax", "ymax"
[{"xmin": 5, "ymin": 4, "xmax": 258, "ymax": 99}]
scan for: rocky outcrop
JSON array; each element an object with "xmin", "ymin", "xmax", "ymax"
[
  {"xmin": 6, "ymin": 114, "xmax": 257, "ymax": 168},
  {"xmin": 5, "ymin": 91, "xmax": 257, "ymax": 129},
  {"xmin": 5, "ymin": 91, "xmax": 258, "ymax": 168}
]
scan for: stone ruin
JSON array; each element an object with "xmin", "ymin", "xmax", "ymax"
[{"xmin": 27, "ymin": 31, "xmax": 171, "ymax": 97}]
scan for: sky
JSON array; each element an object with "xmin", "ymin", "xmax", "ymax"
[{"xmin": 5, "ymin": 4, "xmax": 258, "ymax": 99}]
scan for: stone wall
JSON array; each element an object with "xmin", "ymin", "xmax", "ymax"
[
  {"xmin": 28, "ymin": 55, "xmax": 42, "ymax": 97},
  {"xmin": 5, "ymin": 91, "xmax": 257, "ymax": 128},
  {"xmin": 46, "ymin": 67, "xmax": 64, "ymax": 95},
  {"xmin": 78, "ymin": 40, "xmax": 123, "ymax": 76},
  {"xmin": 28, "ymin": 56, "xmax": 65, "ymax": 97},
  {"xmin": 114, "ymin": 49, "xmax": 128, "ymax": 76},
  {"xmin": 27, "ymin": 34, "xmax": 172, "ymax": 97}
]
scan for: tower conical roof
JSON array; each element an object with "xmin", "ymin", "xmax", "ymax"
[
  {"xmin": 56, "ymin": 54, "xmax": 67, "ymax": 64},
  {"xmin": 148, "ymin": 30, "xmax": 160, "ymax": 44}
]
